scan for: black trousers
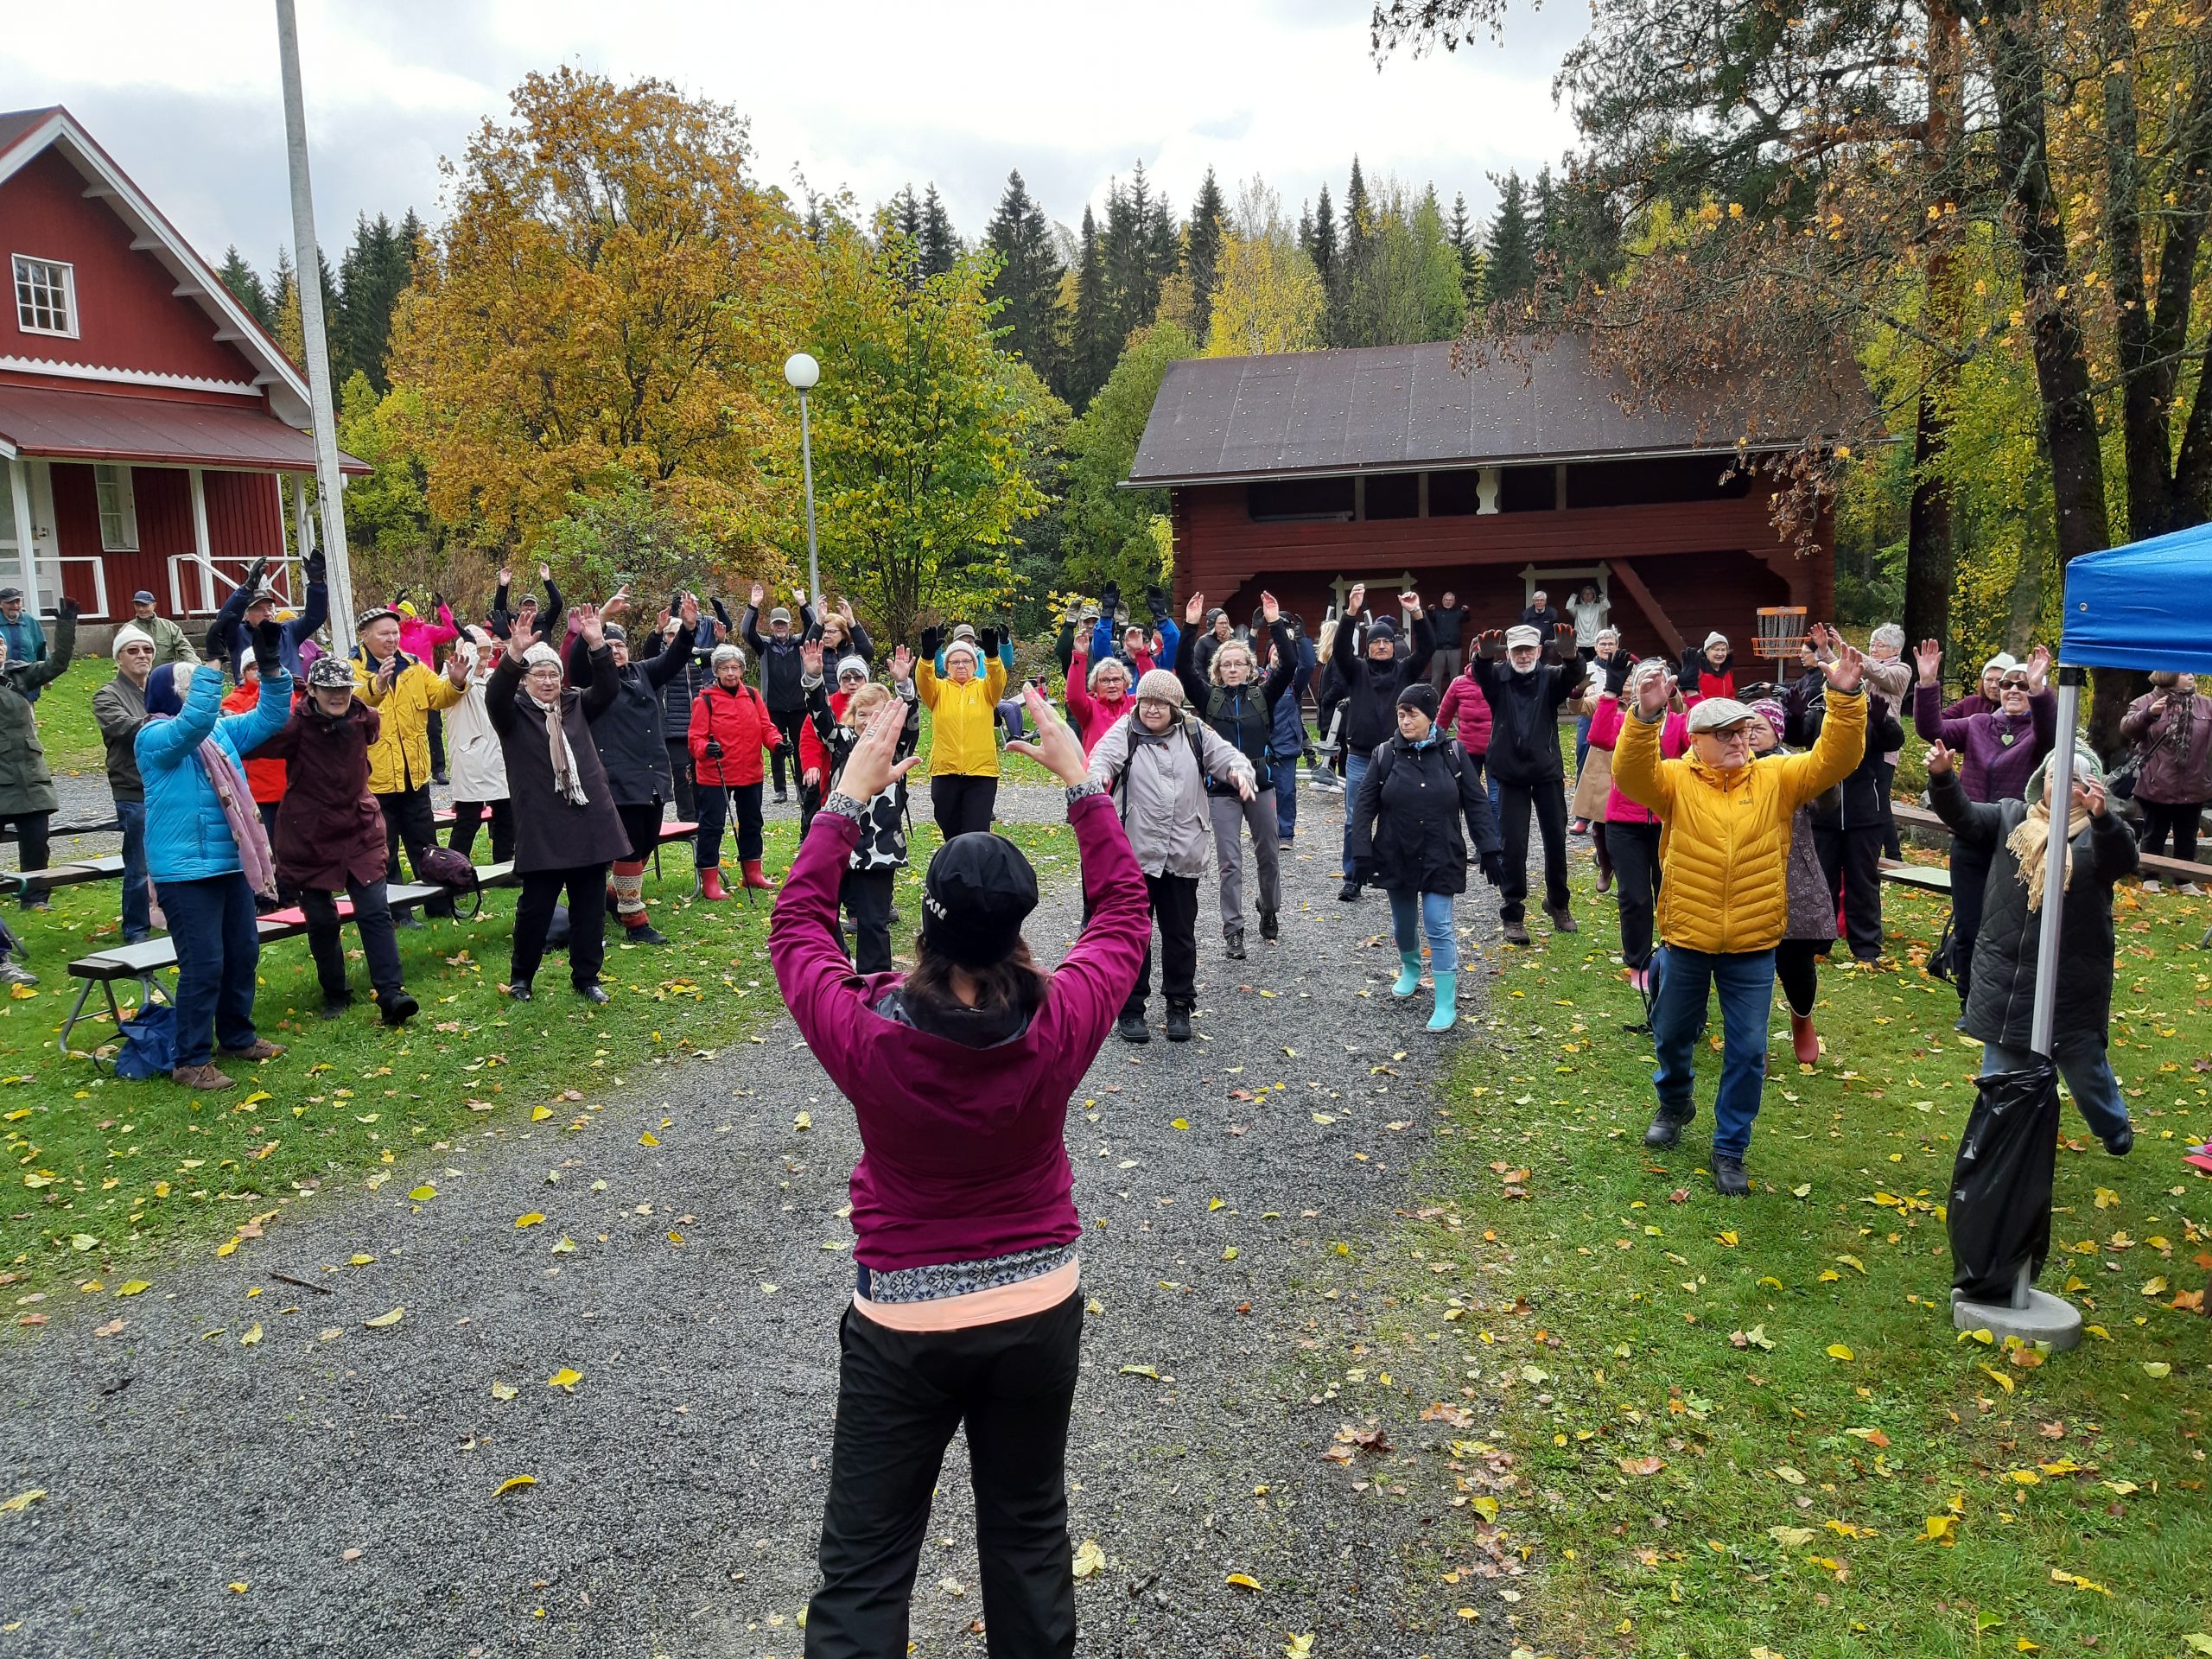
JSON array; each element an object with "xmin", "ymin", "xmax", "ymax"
[
  {"xmin": 3, "ymin": 811, "xmax": 49, "ymax": 874},
  {"xmin": 842, "ymin": 865, "xmax": 896, "ymax": 975},
  {"xmin": 1590, "ymin": 817, "xmax": 1613, "ymax": 881},
  {"xmin": 799, "ymin": 779, "xmax": 823, "ymax": 841},
  {"xmin": 1947, "ymin": 836, "xmax": 1993, "ymax": 1002},
  {"xmin": 807, "ymin": 1294, "xmax": 1082, "ymax": 1659},
  {"xmin": 1776, "ymin": 938, "xmax": 1821, "ymax": 1018},
  {"xmin": 378, "ymin": 785, "xmax": 454, "ymax": 917},
  {"xmin": 615, "ymin": 798, "xmax": 663, "ymax": 863},
  {"xmin": 448, "ymin": 798, "xmax": 516, "ymax": 865},
  {"xmin": 1815, "ymin": 822, "xmax": 1885, "ymax": 961},
  {"xmin": 301, "ymin": 878, "xmax": 403, "ymax": 1001},
  {"xmin": 1497, "ymin": 778, "xmax": 1570, "ymax": 924},
  {"xmin": 1873, "ymin": 757, "xmax": 1902, "ymax": 859},
  {"xmin": 664, "ymin": 739, "xmax": 697, "ymax": 822},
  {"xmin": 695, "ymin": 781, "xmax": 765, "ymax": 867},
  {"xmin": 512, "ymin": 863, "xmax": 608, "ymax": 989},
  {"xmin": 1609, "ymin": 820, "xmax": 1662, "ymax": 969},
  {"xmin": 427, "ymin": 709, "xmax": 447, "ymax": 779},
  {"xmin": 931, "ymin": 776, "xmax": 998, "ymax": 842},
  {"xmin": 2139, "ymin": 798, "xmax": 2203, "ymax": 864},
  {"xmin": 1126, "ymin": 870, "xmax": 1199, "ymax": 1016},
  {"xmin": 770, "ymin": 708, "xmax": 807, "ymax": 794}
]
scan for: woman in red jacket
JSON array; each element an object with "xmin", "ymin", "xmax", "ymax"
[
  {"xmin": 1436, "ymin": 657, "xmax": 1494, "ymax": 792},
  {"xmin": 1063, "ymin": 633, "xmax": 1135, "ymax": 755},
  {"xmin": 689, "ymin": 644, "xmax": 780, "ymax": 899},
  {"xmin": 772, "ymin": 687, "xmax": 1146, "ymax": 1659}
]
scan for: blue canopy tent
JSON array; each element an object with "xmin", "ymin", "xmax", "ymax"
[{"xmin": 2037, "ymin": 520, "xmax": 2212, "ymax": 1051}]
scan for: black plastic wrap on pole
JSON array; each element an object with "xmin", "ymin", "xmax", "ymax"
[{"xmin": 1949, "ymin": 1062, "xmax": 2062, "ymax": 1302}]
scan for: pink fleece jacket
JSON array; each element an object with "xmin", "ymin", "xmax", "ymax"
[{"xmin": 1589, "ymin": 694, "xmax": 1688, "ymax": 824}]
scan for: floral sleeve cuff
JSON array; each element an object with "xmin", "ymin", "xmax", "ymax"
[
  {"xmin": 1065, "ymin": 780, "xmax": 1106, "ymax": 808},
  {"xmin": 822, "ymin": 791, "xmax": 868, "ymax": 824}
]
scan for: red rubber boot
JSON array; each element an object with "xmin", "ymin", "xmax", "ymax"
[
  {"xmin": 1790, "ymin": 1012, "xmax": 1820, "ymax": 1065},
  {"xmin": 741, "ymin": 859, "xmax": 774, "ymax": 891},
  {"xmin": 697, "ymin": 865, "xmax": 729, "ymax": 902}
]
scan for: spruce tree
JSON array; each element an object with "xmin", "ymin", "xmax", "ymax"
[
  {"xmin": 216, "ymin": 246, "xmax": 271, "ymax": 328},
  {"xmin": 1184, "ymin": 168, "xmax": 1227, "ymax": 347},
  {"xmin": 984, "ymin": 170, "xmax": 1066, "ymax": 389},
  {"xmin": 335, "ymin": 213, "xmax": 416, "ymax": 392},
  {"xmin": 1533, "ymin": 165, "xmax": 1558, "ymax": 270},
  {"xmin": 1070, "ymin": 203, "xmax": 1112, "ymax": 407},
  {"xmin": 919, "ymin": 184, "xmax": 959, "ymax": 278},
  {"xmin": 1485, "ymin": 170, "xmax": 1537, "ymax": 311},
  {"xmin": 1306, "ymin": 183, "xmax": 1340, "ymax": 345}
]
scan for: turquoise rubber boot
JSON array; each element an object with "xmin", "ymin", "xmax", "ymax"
[
  {"xmin": 1427, "ymin": 970, "xmax": 1459, "ymax": 1032},
  {"xmin": 1392, "ymin": 950, "xmax": 1423, "ymax": 997}
]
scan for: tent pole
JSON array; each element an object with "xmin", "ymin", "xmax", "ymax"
[{"xmin": 2029, "ymin": 669, "xmax": 2084, "ymax": 1058}]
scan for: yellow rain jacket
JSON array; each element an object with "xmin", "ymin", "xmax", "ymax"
[
  {"xmin": 915, "ymin": 655, "xmax": 1007, "ymax": 779},
  {"xmin": 355, "ymin": 651, "xmax": 466, "ymax": 795},
  {"xmin": 1612, "ymin": 688, "xmax": 1866, "ymax": 954}
]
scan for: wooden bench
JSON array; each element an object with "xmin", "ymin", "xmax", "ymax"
[
  {"xmin": 0, "ymin": 855, "xmax": 127, "ymax": 899},
  {"xmin": 60, "ymin": 880, "xmax": 446, "ymax": 1065},
  {"xmin": 0, "ymin": 816, "xmax": 118, "ymax": 844},
  {"xmin": 1878, "ymin": 859, "xmax": 1953, "ymax": 895},
  {"xmin": 430, "ymin": 810, "xmax": 697, "ymax": 876}
]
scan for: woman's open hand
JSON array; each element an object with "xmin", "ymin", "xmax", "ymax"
[
  {"xmin": 838, "ymin": 701, "xmax": 922, "ymax": 799},
  {"xmin": 1007, "ymin": 686, "xmax": 1090, "ymax": 785}
]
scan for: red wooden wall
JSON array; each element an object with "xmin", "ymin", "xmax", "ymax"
[{"xmin": 45, "ymin": 461, "xmax": 287, "ymax": 615}]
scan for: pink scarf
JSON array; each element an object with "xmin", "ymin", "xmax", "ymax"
[{"xmin": 144, "ymin": 720, "xmax": 279, "ymax": 911}]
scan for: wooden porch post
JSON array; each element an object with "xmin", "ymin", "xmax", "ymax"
[{"xmin": 188, "ymin": 467, "xmax": 214, "ymax": 612}]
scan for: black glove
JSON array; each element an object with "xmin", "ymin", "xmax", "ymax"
[
  {"xmin": 1145, "ymin": 586, "xmax": 1167, "ymax": 621},
  {"xmin": 303, "ymin": 548, "xmax": 327, "ymax": 585},
  {"xmin": 202, "ymin": 622, "xmax": 226, "ymax": 661},
  {"xmin": 1350, "ymin": 858, "xmax": 1375, "ymax": 887},
  {"xmin": 56, "ymin": 596, "xmax": 80, "ymax": 622},
  {"xmin": 431, "ymin": 591, "xmax": 446, "ymax": 613},
  {"xmin": 242, "ymin": 555, "xmax": 268, "ymax": 594},
  {"xmin": 711, "ymin": 595, "xmax": 733, "ymax": 629},
  {"xmin": 1603, "ymin": 652, "xmax": 1632, "ymax": 695},
  {"xmin": 703, "ymin": 737, "xmax": 724, "ymax": 760},
  {"xmin": 1479, "ymin": 849, "xmax": 1507, "ymax": 888},
  {"xmin": 919, "ymin": 626, "xmax": 943, "ymax": 660},
  {"xmin": 979, "ymin": 626, "xmax": 1001, "ymax": 658},
  {"xmin": 251, "ymin": 618, "xmax": 284, "ymax": 675}
]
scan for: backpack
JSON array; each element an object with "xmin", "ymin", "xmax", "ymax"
[
  {"xmin": 414, "ymin": 843, "xmax": 485, "ymax": 919},
  {"xmin": 113, "ymin": 1003, "xmax": 178, "ymax": 1081},
  {"xmin": 1109, "ymin": 715, "xmax": 1208, "ymax": 824}
]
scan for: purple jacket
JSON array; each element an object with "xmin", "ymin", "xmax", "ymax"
[
  {"xmin": 2120, "ymin": 690, "xmax": 2212, "ymax": 805},
  {"xmin": 769, "ymin": 793, "xmax": 1148, "ymax": 1273},
  {"xmin": 1914, "ymin": 681, "xmax": 2056, "ymax": 802}
]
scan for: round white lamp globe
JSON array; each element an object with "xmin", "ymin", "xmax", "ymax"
[{"xmin": 784, "ymin": 352, "xmax": 820, "ymax": 391}]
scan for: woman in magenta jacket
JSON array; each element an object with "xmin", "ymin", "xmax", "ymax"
[{"xmin": 772, "ymin": 687, "xmax": 1147, "ymax": 1659}]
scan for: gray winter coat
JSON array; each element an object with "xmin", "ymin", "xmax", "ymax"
[
  {"xmin": 0, "ymin": 612, "xmax": 73, "ymax": 815},
  {"xmin": 1932, "ymin": 769, "xmax": 2137, "ymax": 1049},
  {"xmin": 1086, "ymin": 710, "xmax": 1254, "ymax": 878},
  {"xmin": 93, "ymin": 671, "xmax": 150, "ymax": 804}
]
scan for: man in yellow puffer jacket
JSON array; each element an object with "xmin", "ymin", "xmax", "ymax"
[
  {"xmin": 1613, "ymin": 645, "xmax": 1868, "ymax": 1193},
  {"xmin": 353, "ymin": 606, "xmax": 467, "ymax": 922},
  {"xmin": 915, "ymin": 625, "xmax": 1007, "ymax": 840}
]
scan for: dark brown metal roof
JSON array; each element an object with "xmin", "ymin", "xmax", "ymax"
[
  {"xmin": 1126, "ymin": 336, "xmax": 1838, "ymax": 486},
  {"xmin": 0, "ymin": 384, "xmax": 368, "ymax": 474}
]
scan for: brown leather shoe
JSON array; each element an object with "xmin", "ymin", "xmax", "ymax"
[
  {"xmin": 216, "ymin": 1039, "xmax": 286, "ymax": 1063},
  {"xmin": 171, "ymin": 1063, "xmax": 236, "ymax": 1090}
]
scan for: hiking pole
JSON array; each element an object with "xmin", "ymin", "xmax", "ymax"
[{"xmin": 729, "ymin": 784, "xmax": 757, "ymax": 909}]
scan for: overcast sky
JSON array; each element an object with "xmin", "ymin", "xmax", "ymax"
[{"xmin": 3, "ymin": 0, "xmax": 1583, "ymax": 273}]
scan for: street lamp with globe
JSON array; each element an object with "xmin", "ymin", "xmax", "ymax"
[{"xmin": 785, "ymin": 353, "xmax": 822, "ymax": 604}]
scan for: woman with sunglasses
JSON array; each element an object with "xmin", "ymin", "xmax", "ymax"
[{"xmin": 1913, "ymin": 640, "xmax": 2055, "ymax": 1005}]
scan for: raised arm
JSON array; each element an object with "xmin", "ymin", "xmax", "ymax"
[
  {"xmin": 135, "ymin": 662, "xmax": 227, "ymax": 769},
  {"xmin": 22, "ymin": 604, "xmax": 75, "ymax": 689},
  {"xmin": 1261, "ymin": 616, "xmax": 1297, "ymax": 709},
  {"xmin": 1175, "ymin": 595, "xmax": 1210, "ymax": 708}
]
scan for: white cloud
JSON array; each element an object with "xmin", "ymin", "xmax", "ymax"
[{"xmin": 3, "ymin": 0, "xmax": 1580, "ymax": 270}]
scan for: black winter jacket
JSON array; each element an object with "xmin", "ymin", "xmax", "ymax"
[
  {"xmin": 643, "ymin": 618, "xmax": 718, "ymax": 741},
  {"xmin": 741, "ymin": 602, "xmax": 817, "ymax": 714},
  {"xmin": 570, "ymin": 632, "xmax": 686, "ymax": 806},
  {"xmin": 1786, "ymin": 676, "xmax": 1904, "ymax": 830},
  {"xmin": 1180, "ymin": 619, "xmax": 1295, "ymax": 793},
  {"xmin": 1332, "ymin": 614, "xmax": 1436, "ymax": 755},
  {"xmin": 1932, "ymin": 769, "xmax": 2138, "ymax": 1049},
  {"xmin": 1473, "ymin": 635, "xmax": 1580, "ymax": 785},
  {"xmin": 1348, "ymin": 733, "xmax": 1500, "ymax": 895}
]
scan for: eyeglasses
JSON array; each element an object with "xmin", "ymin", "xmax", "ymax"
[
  {"xmin": 1999, "ymin": 677, "xmax": 2031, "ymax": 691},
  {"xmin": 1704, "ymin": 726, "xmax": 1752, "ymax": 745},
  {"xmin": 838, "ymin": 670, "xmax": 865, "ymax": 683}
]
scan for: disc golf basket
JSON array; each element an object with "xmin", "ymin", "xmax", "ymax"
[{"xmin": 1753, "ymin": 605, "xmax": 1808, "ymax": 660}]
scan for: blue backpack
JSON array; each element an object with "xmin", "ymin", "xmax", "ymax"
[{"xmin": 113, "ymin": 1003, "xmax": 178, "ymax": 1081}]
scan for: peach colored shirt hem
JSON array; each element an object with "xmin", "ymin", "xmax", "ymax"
[{"xmin": 852, "ymin": 1256, "xmax": 1080, "ymax": 1332}]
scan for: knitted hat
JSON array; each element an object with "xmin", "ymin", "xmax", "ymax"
[
  {"xmin": 111, "ymin": 623, "xmax": 156, "ymax": 654},
  {"xmin": 601, "ymin": 623, "xmax": 626, "ymax": 644},
  {"xmin": 1747, "ymin": 697, "xmax": 1788, "ymax": 739},
  {"xmin": 1702, "ymin": 631, "xmax": 1730, "ymax": 651},
  {"xmin": 144, "ymin": 664, "xmax": 185, "ymax": 718},
  {"xmin": 396, "ymin": 601, "xmax": 418, "ymax": 619},
  {"xmin": 1504, "ymin": 624, "xmax": 1541, "ymax": 649},
  {"xmin": 921, "ymin": 833, "xmax": 1039, "ymax": 969},
  {"xmin": 1366, "ymin": 617, "xmax": 1398, "ymax": 641},
  {"xmin": 1981, "ymin": 652, "xmax": 2018, "ymax": 677},
  {"xmin": 1396, "ymin": 682, "xmax": 1440, "ymax": 718},
  {"xmin": 944, "ymin": 638, "xmax": 982, "ymax": 669},
  {"xmin": 1135, "ymin": 667, "xmax": 1184, "ymax": 704},
  {"xmin": 952, "ymin": 623, "xmax": 978, "ymax": 642},
  {"xmin": 2027, "ymin": 745, "xmax": 2103, "ymax": 802},
  {"xmin": 836, "ymin": 654, "xmax": 869, "ymax": 682},
  {"xmin": 523, "ymin": 642, "xmax": 562, "ymax": 670}
]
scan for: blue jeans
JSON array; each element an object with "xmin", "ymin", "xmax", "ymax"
[
  {"xmin": 117, "ymin": 800, "xmax": 149, "ymax": 941},
  {"xmin": 1388, "ymin": 887, "xmax": 1458, "ymax": 974},
  {"xmin": 1574, "ymin": 713, "xmax": 1592, "ymax": 779},
  {"xmin": 1340, "ymin": 749, "xmax": 1370, "ymax": 878},
  {"xmin": 1273, "ymin": 752, "xmax": 1299, "ymax": 842},
  {"xmin": 1980, "ymin": 1039, "xmax": 2130, "ymax": 1142},
  {"xmin": 159, "ymin": 871, "xmax": 261, "ymax": 1070},
  {"xmin": 1651, "ymin": 944, "xmax": 1777, "ymax": 1158}
]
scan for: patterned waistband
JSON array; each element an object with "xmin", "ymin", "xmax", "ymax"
[{"xmin": 856, "ymin": 1243, "xmax": 1075, "ymax": 1305}]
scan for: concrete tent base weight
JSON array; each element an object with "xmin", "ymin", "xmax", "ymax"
[{"xmin": 1951, "ymin": 1265, "xmax": 2083, "ymax": 1352}]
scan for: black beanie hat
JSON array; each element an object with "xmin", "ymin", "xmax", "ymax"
[
  {"xmin": 921, "ymin": 833, "xmax": 1039, "ymax": 969},
  {"xmin": 1367, "ymin": 616, "xmax": 1397, "ymax": 640},
  {"xmin": 1396, "ymin": 681, "xmax": 1440, "ymax": 719}
]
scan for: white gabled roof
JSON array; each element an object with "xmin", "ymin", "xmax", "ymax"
[{"xmin": 0, "ymin": 105, "xmax": 314, "ymax": 425}]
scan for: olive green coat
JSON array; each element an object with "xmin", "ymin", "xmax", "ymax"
[{"xmin": 0, "ymin": 612, "xmax": 74, "ymax": 816}]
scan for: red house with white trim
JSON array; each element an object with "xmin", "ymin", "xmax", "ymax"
[{"xmin": 0, "ymin": 105, "xmax": 363, "ymax": 631}]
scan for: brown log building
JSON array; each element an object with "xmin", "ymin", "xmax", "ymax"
[{"xmin": 1127, "ymin": 338, "xmax": 1835, "ymax": 659}]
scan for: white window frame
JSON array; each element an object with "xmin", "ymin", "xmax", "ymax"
[
  {"xmin": 11, "ymin": 254, "xmax": 79, "ymax": 339},
  {"xmin": 93, "ymin": 464, "xmax": 139, "ymax": 552}
]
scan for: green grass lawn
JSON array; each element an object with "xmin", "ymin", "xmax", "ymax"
[
  {"xmin": 1, "ymin": 811, "xmax": 1074, "ymax": 1306},
  {"xmin": 1402, "ymin": 855, "xmax": 2212, "ymax": 1658},
  {"xmin": 26, "ymin": 661, "xmax": 106, "ymax": 781}
]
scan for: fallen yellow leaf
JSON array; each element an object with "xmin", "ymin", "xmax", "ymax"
[
  {"xmin": 548, "ymin": 1367, "xmax": 582, "ymax": 1391},
  {"xmin": 515, "ymin": 1212, "xmax": 545, "ymax": 1229},
  {"xmin": 1071, "ymin": 1537, "xmax": 1106, "ymax": 1580},
  {"xmin": 1224, "ymin": 1572, "xmax": 1262, "ymax": 1592},
  {"xmin": 364, "ymin": 1306, "xmax": 404, "ymax": 1329},
  {"xmin": 494, "ymin": 1474, "xmax": 537, "ymax": 1497}
]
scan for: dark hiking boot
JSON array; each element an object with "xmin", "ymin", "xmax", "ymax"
[
  {"xmin": 1712, "ymin": 1153, "xmax": 1751, "ymax": 1197},
  {"xmin": 1338, "ymin": 880, "xmax": 1362, "ymax": 902},
  {"xmin": 1503, "ymin": 919, "xmax": 1533, "ymax": 947},
  {"xmin": 1164, "ymin": 1005, "xmax": 1193, "ymax": 1042},
  {"xmin": 1225, "ymin": 930, "xmax": 1246, "ymax": 961},
  {"xmin": 507, "ymin": 979, "xmax": 533, "ymax": 1002},
  {"xmin": 319, "ymin": 990, "xmax": 354, "ymax": 1021},
  {"xmin": 1259, "ymin": 908, "xmax": 1278, "ymax": 942},
  {"xmin": 1544, "ymin": 904, "xmax": 1578, "ymax": 933},
  {"xmin": 395, "ymin": 912, "xmax": 424, "ymax": 930},
  {"xmin": 575, "ymin": 982, "xmax": 611, "ymax": 1005},
  {"xmin": 1644, "ymin": 1109, "xmax": 1691, "ymax": 1148},
  {"xmin": 1116, "ymin": 1011, "xmax": 1150, "ymax": 1045},
  {"xmin": 624, "ymin": 922, "xmax": 671, "ymax": 945},
  {"xmin": 2101, "ymin": 1125, "xmax": 2134, "ymax": 1156},
  {"xmin": 378, "ymin": 989, "xmax": 419, "ymax": 1027}
]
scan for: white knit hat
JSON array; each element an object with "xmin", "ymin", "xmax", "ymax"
[
  {"xmin": 1703, "ymin": 631, "xmax": 1730, "ymax": 651},
  {"xmin": 944, "ymin": 638, "xmax": 982, "ymax": 668},
  {"xmin": 836, "ymin": 654, "xmax": 869, "ymax": 682},
  {"xmin": 111, "ymin": 624, "xmax": 156, "ymax": 654},
  {"xmin": 523, "ymin": 642, "xmax": 562, "ymax": 669}
]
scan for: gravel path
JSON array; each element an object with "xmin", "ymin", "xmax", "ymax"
[{"xmin": 0, "ymin": 777, "xmax": 1521, "ymax": 1659}]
